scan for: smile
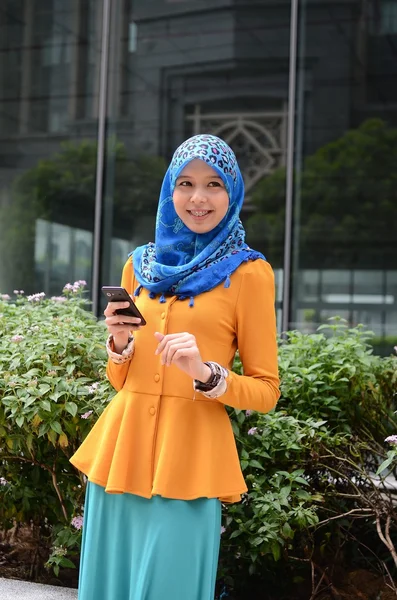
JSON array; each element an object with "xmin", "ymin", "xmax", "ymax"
[{"xmin": 188, "ymin": 210, "xmax": 212, "ymax": 217}]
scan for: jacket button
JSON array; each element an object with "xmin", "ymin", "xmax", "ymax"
[
  {"xmin": 149, "ymin": 407, "xmax": 156, "ymax": 415},
  {"xmin": 154, "ymin": 373, "xmax": 160, "ymax": 382},
  {"xmin": 161, "ymin": 312, "xmax": 165, "ymax": 320}
]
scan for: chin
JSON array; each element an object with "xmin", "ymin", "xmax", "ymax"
[{"xmin": 187, "ymin": 222, "xmax": 216, "ymax": 234}]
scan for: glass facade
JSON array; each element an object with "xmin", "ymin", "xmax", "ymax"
[
  {"xmin": 1, "ymin": 0, "xmax": 396, "ymax": 350},
  {"xmin": 290, "ymin": 0, "xmax": 397, "ymax": 348}
]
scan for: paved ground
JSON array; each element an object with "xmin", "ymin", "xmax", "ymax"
[{"xmin": 0, "ymin": 578, "xmax": 78, "ymax": 599}]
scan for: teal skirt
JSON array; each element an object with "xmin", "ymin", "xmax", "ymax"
[{"xmin": 78, "ymin": 483, "xmax": 221, "ymax": 600}]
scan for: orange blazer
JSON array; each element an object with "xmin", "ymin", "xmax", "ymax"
[{"xmin": 70, "ymin": 257, "xmax": 280, "ymax": 503}]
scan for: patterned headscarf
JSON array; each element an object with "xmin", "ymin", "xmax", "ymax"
[{"xmin": 132, "ymin": 134, "xmax": 265, "ymax": 305}]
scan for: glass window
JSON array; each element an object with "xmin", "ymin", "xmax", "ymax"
[
  {"xmin": 369, "ymin": 0, "xmax": 397, "ymax": 35},
  {"xmin": 0, "ymin": 0, "xmax": 101, "ymax": 298},
  {"xmin": 100, "ymin": 0, "xmax": 290, "ymax": 322},
  {"xmin": 290, "ymin": 0, "xmax": 397, "ymax": 344}
]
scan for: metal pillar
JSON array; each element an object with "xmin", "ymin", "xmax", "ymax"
[
  {"xmin": 281, "ymin": 0, "xmax": 299, "ymax": 335},
  {"xmin": 92, "ymin": 0, "xmax": 111, "ymax": 315}
]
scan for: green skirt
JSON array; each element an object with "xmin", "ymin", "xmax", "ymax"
[{"xmin": 78, "ymin": 483, "xmax": 221, "ymax": 600}]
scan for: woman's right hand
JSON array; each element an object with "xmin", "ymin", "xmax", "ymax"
[{"xmin": 104, "ymin": 301, "xmax": 141, "ymax": 353}]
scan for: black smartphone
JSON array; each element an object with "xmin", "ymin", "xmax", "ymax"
[{"xmin": 101, "ymin": 286, "xmax": 147, "ymax": 325}]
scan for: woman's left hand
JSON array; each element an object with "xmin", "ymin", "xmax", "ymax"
[{"xmin": 154, "ymin": 331, "xmax": 211, "ymax": 382}]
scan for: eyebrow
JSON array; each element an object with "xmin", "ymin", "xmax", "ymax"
[{"xmin": 176, "ymin": 175, "xmax": 223, "ymax": 180}]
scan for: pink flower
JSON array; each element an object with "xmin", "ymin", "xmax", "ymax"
[
  {"xmin": 64, "ymin": 281, "xmax": 87, "ymax": 294},
  {"xmin": 27, "ymin": 292, "xmax": 45, "ymax": 302},
  {"xmin": 245, "ymin": 410, "xmax": 253, "ymax": 417},
  {"xmin": 71, "ymin": 515, "xmax": 84, "ymax": 530},
  {"xmin": 0, "ymin": 477, "xmax": 8, "ymax": 486},
  {"xmin": 11, "ymin": 335, "xmax": 24, "ymax": 342},
  {"xmin": 0, "ymin": 294, "xmax": 11, "ymax": 301},
  {"xmin": 248, "ymin": 427, "xmax": 258, "ymax": 435},
  {"xmin": 394, "ymin": 346, "xmax": 397, "ymax": 354},
  {"xmin": 385, "ymin": 435, "xmax": 397, "ymax": 445},
  {"xmin": 220, "ymin": 526, "xmax": 226, "ymax": 535},
  {"xmin": 51, "ymin": 296, "xmax": 67, "ymax": 303},
  {"xmin": 81, "ymin": 411, "xmax": 93, "ymax": 419}
]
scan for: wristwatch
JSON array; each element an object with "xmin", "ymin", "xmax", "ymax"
[{"xmin": 194, "ymin": 362, "xmax": 228, "ymax": 392}]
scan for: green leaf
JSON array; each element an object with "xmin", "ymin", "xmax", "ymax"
[
  {"xmin": 16, "ymin": 415, "xmax": 25, "ymax": 428},
  {"xmin": 271, "ymin": 541, "xmax": 281, "ymax": 562},
  {"xmin": 60, "ymin": 558, "xmax": 76, "ymax": 569},
  {"xmin": 66, "ymin": 363, "xmax": 75, "ymax": 375},
  {"xmin": 38, "ymin": 384, "xmax": 51, "ymax": 395},
  {"xmin": 282, "ymin": 522, "xmax": 294, "ymax": 538},
  {"xmin": 230, "ymin": 530, "xmax": 243, "ymax": 539},
  {"xmin": 375, "ymin": 456, "xmax": 394, "ymax": 476},
  {"xmin": 41, "ymin": 399, "xmax": 52, "ymax": 412},
  {"xmin": 65, "ymin": 402, "xmax": 78, "ymax": 417},
  {"xmin": 50, "ymin": 421, "xmax": 63, "ymax": 435},
  {"xmin": 249, "ymin": 460, "xmax": 265, "ymax": 470}
]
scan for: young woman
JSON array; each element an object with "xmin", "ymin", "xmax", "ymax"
[{"xmin": 70, "ymin": 134, "xmax": 280, "ymax": 600}]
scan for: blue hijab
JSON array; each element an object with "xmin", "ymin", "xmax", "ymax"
[{"xmin": 132, "ymin": 134, "xmax": 265, "ymax": 305}]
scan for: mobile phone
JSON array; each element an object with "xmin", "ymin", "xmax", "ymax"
[{"xmin": 101, "ymin": 286, "xmax": 147, "ymax": 325}]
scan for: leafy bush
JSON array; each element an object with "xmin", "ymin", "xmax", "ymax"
[
  {"xmin": 219, "ymin": 320, "xmax": 397, "ymax": 598},
  {"xmin": 0, "ymin": 286, "xmax": 113, "ymax": 573},
  {"xmin": 1, "ymin": 291, "xmax": 396, "ymax": 595}
]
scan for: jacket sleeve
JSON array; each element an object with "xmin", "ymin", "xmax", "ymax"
[
  {"xmin": 106, "ymin": 258, "xmax": 135, "ymax": 392},
  {"xmin": 217, "ymin": 260, "xmax": 280, "ymax": 413}
]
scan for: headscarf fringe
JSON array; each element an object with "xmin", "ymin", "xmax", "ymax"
[
  {"xmin": 149, "ymin": 291, "xmax": 156, "ymax": 299},
  {"xmin": 189, "ymin": 296, "xmax": 194, "ymax": 307},
  {"xmin": 134, "ymin": 285, "xmax": 142, "ymax": 297},
  {"xmin": 224, "ymin": 274, "xmax": 231, "ymax": 288},
  {"xmin": 159, "ymin": 293, "xmax": 166, "ymax": 303}
]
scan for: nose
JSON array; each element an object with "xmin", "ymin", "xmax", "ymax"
[{"xmin": 190, "ymin": 187, "xmax": 206, "ymax": 204}]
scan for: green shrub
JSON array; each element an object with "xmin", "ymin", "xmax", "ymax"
[
  {"xmin": 1, "ymin": 292, "xmax": 396, "ymax": 594},
  {"xmin": 219, "ymin": 320, "xmax": 397, "ymax": 597},
  {"xmin": 0, "ymin": 286, "xmax": 113, "ymax": 573}
]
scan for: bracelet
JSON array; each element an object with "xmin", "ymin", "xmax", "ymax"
[
  {"xmin": 194, "ymin": 362, "xmax": 228, "ymax": 392},
  {"xmin": 106, "ymin": 334, "xmax": 135, "ymax": 364}
]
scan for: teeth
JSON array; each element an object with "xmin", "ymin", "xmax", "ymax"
[{"xmin": 190, "ymin": 211, "xmax": 209, "ymax": 216}]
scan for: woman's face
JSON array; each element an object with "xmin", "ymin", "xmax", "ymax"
[{"xmin": 173, "ymin": 159, "xmax": 229, "ymax": 234}]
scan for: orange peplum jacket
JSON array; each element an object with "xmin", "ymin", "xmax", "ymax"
[{"xmin": 70, "ymin": 257, "xmax": 280, "ymax": 504}]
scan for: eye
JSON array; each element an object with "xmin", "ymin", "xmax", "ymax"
[
  {"xmin": 208, "ymin": 181, "xmax": 222, "ymax": 187},
  {"xmin": 178, "ymin": 180, "xmax": 192, "ymax": 186}
]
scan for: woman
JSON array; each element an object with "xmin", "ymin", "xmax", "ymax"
[{"xmin": 70, "ymin": 134, "xmax": 280, "ymax": 600}]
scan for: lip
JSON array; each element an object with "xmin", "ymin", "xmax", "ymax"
[{"xmin": 187, "ymin": 210, "xmax": 213, "ymax": 221}]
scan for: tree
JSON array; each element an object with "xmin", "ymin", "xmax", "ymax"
[
  {"xmin": 0, "ymin": 139, "xmax": 166, "ymax": 294},
  {"xmin": 247, "ymin": 118, "xmax": 397, "ymax": 269}
]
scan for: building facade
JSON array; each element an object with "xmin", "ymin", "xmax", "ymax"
[{"xmin": 0, "ymin": 0, "xmax": 396, "ymax": 348}]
